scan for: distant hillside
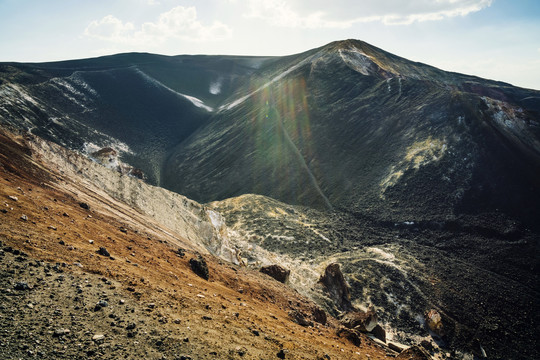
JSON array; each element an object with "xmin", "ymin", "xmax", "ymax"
[{"xmin": 2, "ymin": 40, "xmax": 539, "ymax": 226}]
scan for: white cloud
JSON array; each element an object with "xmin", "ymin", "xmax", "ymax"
[
  {"xmin": 84, "ymin": 6, "xmax": 232, "ymax": 44},
  {"xmin": 244, "ymin": 0, "xmax": 493, "ymax": 28},
  {"xmin": 84, "ymin": 15, "xmax": 136, "ymax": 42}
]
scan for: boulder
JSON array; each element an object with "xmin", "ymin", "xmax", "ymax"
[
  {"xmin": 336, "ymin": 327, "xmax": 361, "ymax": 347},
  {"xmin": 97, "ymin": 247, "xmax": 110, "ymax": 257},
  {"xmin": 419, "ymin": 340, "xmax": 433, "ymax": 352},
  {"xmin": 260, "ymin": 264, "xmax": 290, "ymax": 283},
  {"xmin": 424, "ymin": 309, "xmax": 444, "ymax": 336},
  {"xmin": 288, "ymin": 310, "xmax": 313, "ymax": 327},
  {"xmin": 91, "ymin": 147, "xmax": 119, "ymax": 169},
  {"xmin": 395, "ymin": 345, "xmax": 432, "ymax": 359},
  {"xmin": 318, "ymin": 263, "xmax": 353, "ymax": 312},
  {"xmin": 312, "ymin": 306, "xmax": 327, "ymax": 325},
  {"xmin": 340, "ymin": 306, "xmax": 378, "ymax": 332},
  {"xmin": 371, "ymin": 324, "xmax": 386, "ymax": 343},
  {"xmin": 189, "ymin": 255, "xmax": 209, "ymax": 280}
]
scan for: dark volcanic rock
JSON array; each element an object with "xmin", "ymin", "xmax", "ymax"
[
  {"xmin": 340, "ymin": 307, "xmax": 378, "ymax": 333},
  {"xmin": 14, "ymin": 281, "xmax": 30, "ymax": 291},
  {"xmin": 371, "ymin": 324, "xmax": 386, "ymax": 343},
  {"xmin": 97, "ymin": 247, "xmax": 110, "ymax": 257},
  {"xmin": 288, "ymin": 310, "xmax": 313, "ymax": 327},
  {"xmin": 336, "ymin": 327, "xmax": 361, "ymax": 347},
  {"xmin": 189, "ymin": 255, "xmax": 209, "ymax": 280},
  {"xmin": 318, "ymin": 263, "xmax": 353, "ymax": 313},
  {"xmin": 311, "ymin": 306, "xmax": 327, "ymax": 325},
  {"xmin": 260, "ymin": 264, "xmax": 290, "ymax": 283}
]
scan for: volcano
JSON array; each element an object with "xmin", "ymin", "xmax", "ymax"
[{"xmin": 1, "ymin": 39, "xmax": 539, "ymax": 359}]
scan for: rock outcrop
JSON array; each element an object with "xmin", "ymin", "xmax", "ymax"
[
  {"xmin": 424, "ymin": 309, "xmax": 444, "ymax": 336},
  {"xmin": 318, "ymin": 263, "xmax": 353, "ymax": 313},
  {"xmin": 340, "ymin": 306, "xmax": 378, "ymax": 333},
  {"xmin": 189, "ymin": 255, "xmax": 209, "ymax": 280},
  {"xmin": 260, "ymin": 264, "xmax": 290, "ymax": 283}
]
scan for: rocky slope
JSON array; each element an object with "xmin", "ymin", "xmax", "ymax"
[
  {"xmin": 0, "ymin": 128, "xmax": 401, "ymax": 359},
  {"xmin": 164, "ymin": 40, "xmax": 540, "ymax": 227},
  {"xmin": 207, "ymin": 194, "xmax": 539, "ymax": 359}
]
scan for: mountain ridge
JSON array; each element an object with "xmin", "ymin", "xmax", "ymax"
[
  {"xmin": 1, "ymin": 39, "xmax": 539, "ymax": 359},
  {"xmin": 2, "ymin": 39, "xmax": 539, "ymax": 226}
]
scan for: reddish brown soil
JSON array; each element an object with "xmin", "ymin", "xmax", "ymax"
[{"xmin": 0, "ymin": 129, "xmax": 393, "ymax": 359}]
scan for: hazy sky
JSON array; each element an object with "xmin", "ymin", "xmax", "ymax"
[{"xmin": 1, "ymin": 0, "xmax": 539, "ymax": 89}]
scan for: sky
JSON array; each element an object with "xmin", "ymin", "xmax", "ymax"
[{"xmin": 1, "ymin": 0, "xmax": 539, "ymax": 90}]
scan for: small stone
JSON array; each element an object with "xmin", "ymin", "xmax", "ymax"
[
  {"xmin": 277, "ymin": 349, "xmax": 287, "ymax": 359},
  {"xmin": 202, "ymin": 316, "xmax": 212, "ymax": 320},
  {"xmin": 14, "ymin": 282, "xmax": 30, "ymax": 290},
  {"xmin": 73, "ymin": 262, "xmax": 83, "ymax": 268},
  {"xmin": 49, "ymin": 226, "xmax": 57, "ymax": 231},
  {"xmin": 97, "ymin": 247, "xmax": 110, "ymax": 257},
  {"xmin": 175, "ymin": 248, "xmax": 185, "ymax": 258},
  {"xmin": 26, "ymin": 303, "xmax": 34, "ymax": 309},
  {"xmin": 119, "ymin": 299, "xmax": 125, "ymax": 304},
  {"xmin": 94, "ymin": 300, "xmax": 108, "ymax": 311},
  {"xmin": 126, "ymin": 323, "xmax": 136, "ymax": 330},
  {"xmin": 79, "ymin": 202, "xmax": 90, "ymax": 210},
  {"xmin": 92, "ymin": 334, "xmax": 105, "ymax": 342},
  {"xmin": 20, "ymin": 214, "xmax": 28, "ymax": 221},
  {"xmin": 88, "ymin": 240, "xmax": 94, "ymax": 244},
  {"xmin": 119, "ymin": 227, "xmax": 128, "ymax": 233},
  {"xmin": 395, "ymin": 345, "xmax": 432, "ymax": 359},
  {"xmin": 8, "ymin": 195, "xmax": 18, "ymax": 201},
  {"xmin": 236, "ymin": 346, "xmax": 247, "ymax": 356},
  {"xmin": 53, "ymin": 328, "xmax": 70, "ymax": 337},
  {"xmin": 147, "ymin": 303, "xmax": 156, "ymax": 309}
]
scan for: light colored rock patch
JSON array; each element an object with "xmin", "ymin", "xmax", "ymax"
[
  {"xmin": 27, "ymin": 136, "xmax": 222, "ymax": 254},
  {"xmin": 380, "ymin": 136, "xmax": 447, "ymax": 195}
]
